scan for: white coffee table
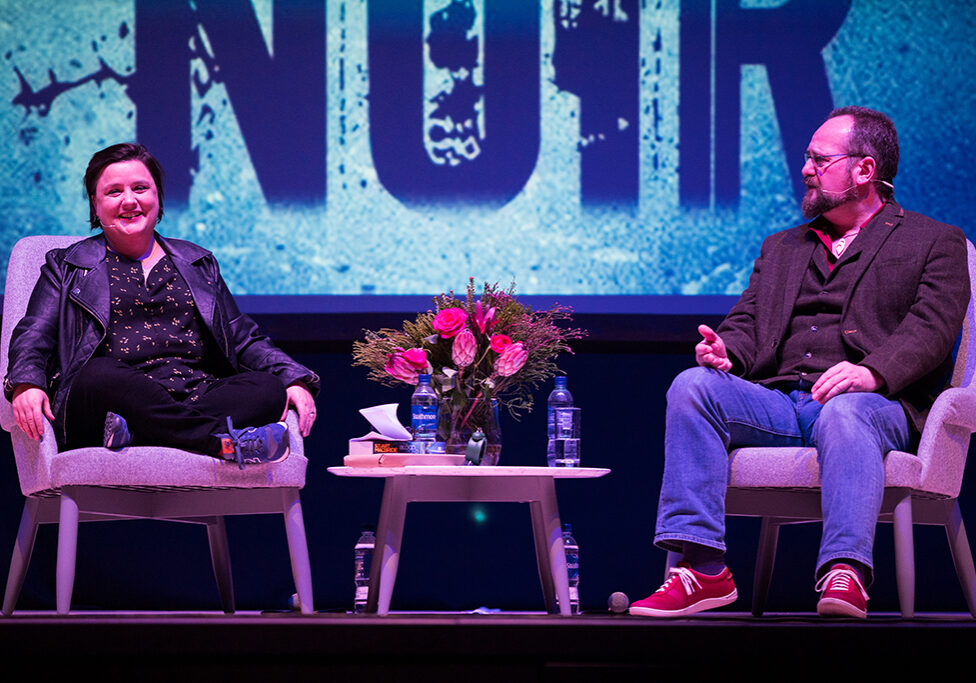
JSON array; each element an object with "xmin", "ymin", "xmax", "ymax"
[{"xmin": 327, "ymin": 465, "xmax": 611, "ymax": 615}]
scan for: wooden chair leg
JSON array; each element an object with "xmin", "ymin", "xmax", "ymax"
[
  {"xmin": 752, "ymin": 517, "xmax": 781, "ymax": 617},
  {"xmin": 891, "ymin": 492, "xmax": 915, "ymax": 619},
  {"xmin": 944, "ymin": 499, "xmax": 976, "ymax": 618},
  {"xmin": 206, "ymin": 516, "xmax": 235, "ymax": 614},
  {"xmin": 56, "ymin": 489, "xmax": 80, "ymax": 615},
  {"xmin": 3, "ymin": 499, "xmax": 40, "ymax": 615},
  {"xmin": 282, "ymin": 488, "xmax": 314, "ymax": 615}
]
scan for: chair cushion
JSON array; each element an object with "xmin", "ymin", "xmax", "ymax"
[
  {"xmin": 48, "ymin": 445, "xmax": 307, "ymax": 491},
  {"xmin": 728, "ymin": 447, "xmax": 922, "ymax": 490}
]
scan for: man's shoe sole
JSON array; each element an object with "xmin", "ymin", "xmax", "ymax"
[
  {"xmin": 628, "ymin": 589, "xmax": 738, "ymax": 617},
  {"xmin": 817, "ymin": 597, "xmax": 867, "ymax": 619}
]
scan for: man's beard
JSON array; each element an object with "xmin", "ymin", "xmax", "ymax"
[{"xmin": 801, "ymin": 183, "xmax": 858, "ymax": 219}]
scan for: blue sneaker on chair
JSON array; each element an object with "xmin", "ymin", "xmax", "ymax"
[
  {"xmin": 216, "ymin": 417, "xmax": 290, "ymax": 469},
  {"xmin": 103, "ymin": 412, "xmax": 132, "ymax": 450}
]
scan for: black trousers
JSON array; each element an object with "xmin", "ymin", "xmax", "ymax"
[{"xmin": 63, "ymin": 357, "xmax": 287, "ymax": 456}]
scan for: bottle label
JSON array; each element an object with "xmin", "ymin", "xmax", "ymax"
[
  {"xmin": 554, "ymin": 407, "xmax": 579, "ymax": 439},
  {"xmin": 411, "ymin": 404, "xmax": 438, "ymax": 438},
  {"xmin": 554, "ymin": 410, "xmax": 570, "ymax": 434}
]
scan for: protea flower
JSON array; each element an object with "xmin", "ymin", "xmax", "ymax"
[
  {"xmin": 452, "ymin": 328, "xmax": 477, "ymax": 367},
  {"xmin": 495, "ymin": 342, "xmax": 528, "ymax": 377}
]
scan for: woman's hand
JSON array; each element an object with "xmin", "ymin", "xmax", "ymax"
[
  {"xmin": 282, "ymin": 382, "xmax": 317, "ymax": 437},
  {"xmin": 11, "ymin": 384, "xmax": 54, "ymax": 440}
]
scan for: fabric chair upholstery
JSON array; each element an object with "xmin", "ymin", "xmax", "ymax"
[
  {"xmin": 666, "ymin": 239, "xmax": 976, "ymax": 617},
  {"xmin": 0, "ymin": 235, "xmax": 315, "ymax": 614},
  {"xmin": 719, "ymin": 239, "xmax": 976, "ymax": 617}
]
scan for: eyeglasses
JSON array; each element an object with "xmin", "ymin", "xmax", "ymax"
[{"xmin": 803, "ymin": 152, "xmax": 857, "ymax": 168}]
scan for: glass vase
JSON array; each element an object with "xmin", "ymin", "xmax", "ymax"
[{"xmin": 439, "ymin": 397, "xmax": 502, "ymax": 466}]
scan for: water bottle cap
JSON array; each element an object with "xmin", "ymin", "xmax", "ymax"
[
  {"xmin": 562, "ymin": 522, "xmax": 572, "ymax": 533},
  {"xmin": 418, "ymin": 374, "xmax": 431, "ymax": 382},
  {"xmin": 554, "ymin": 376, "xmax": 567, "ymax": 388}
]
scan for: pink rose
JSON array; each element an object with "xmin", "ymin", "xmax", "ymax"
[
  {"xmin": 401, "ymin": 347, "xmax": 428, "ymax": 370},
  {"xmin": 452, "ymin": 328, "xmax": 477, "ymax": 367},
  {"xmin": 489, "ymin": 334, "xmax": 512, "ymax": 353},
  {"xmin": 385, "ymin": 350, "xmax": 421, "ymax": 384},
  {"xmin": 495, "ymin": 342, "xmax": 528, "ymax": 377},
  {"xmin": 432, "ymin": 308, "xmax": 468, "ymax": 338}
]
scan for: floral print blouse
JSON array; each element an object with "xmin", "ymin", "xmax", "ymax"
[{"xmin": 104, "ymin": 250, "xmax": 218, "ymax": 401}]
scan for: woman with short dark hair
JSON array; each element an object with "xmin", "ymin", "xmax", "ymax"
[{"xmin": 5, "ymin": 142, "xmax": 319, "ymax": 467}]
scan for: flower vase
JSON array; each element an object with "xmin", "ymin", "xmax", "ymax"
[{"xmin": 440, "ymin": 397, "xmax": 502, "ymax": 466}]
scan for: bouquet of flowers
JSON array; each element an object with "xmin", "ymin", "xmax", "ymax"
[{"xmin": 352, "ymin": 279, "xmax": 585, "ymax": 455}]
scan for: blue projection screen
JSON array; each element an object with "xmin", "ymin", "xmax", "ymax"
[{"xmin": 2, "ymin": 0, "xmax": 975, "ymax": 311}]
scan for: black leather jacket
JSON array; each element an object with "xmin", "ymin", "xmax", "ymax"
[{"xmin": 4, "ymin": 233, "xmax": 320, "ymax": 443}]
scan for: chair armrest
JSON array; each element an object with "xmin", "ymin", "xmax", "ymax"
[
  {"xmin": 914, "ymin": 386, "xmax": 976, "ymax": 498},
  {"xmin": 928, "ymin": 386, "xmax": 976, "ymax": 431},
  {"xmin": 284, "ymin": 409, "xmax": 305, "ymax": 459},
  {"xmin": 8, "ymin": 416, "xmax": 59, "ymax": 496}
]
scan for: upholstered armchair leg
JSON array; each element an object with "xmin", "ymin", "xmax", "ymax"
[
  {"xmin": 282, "ymin": 488, "xmax": 314, "ymax": 615},
  {"xmin": 3, "ymin": 498, "xmax": 41, "ymax": 615},
  {"xmin": 891, "ymin": 491, "xmax": 915, "ymax": 618},
  {"xmin": 752, "ymin": 517, "xmax": 781, "ymax": 617},
  {"xmin": 56, "ymin": 489, "xmax": 80, "ymax": 615},
  {"xmin": 944, "ymin": 499, "xmax": 976, "ymax": 618},
  {"xmin": 206, "ymin": 516, "xmax": 235, "ymax": 614}
]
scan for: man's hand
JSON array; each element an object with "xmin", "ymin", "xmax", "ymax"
[
  {"xmin": 282, "ymin": 382, "xmax": 316, "ymax": 437},
  {"xmin": 811, "ymin": 361, "xmax": 884, "ymax": 404},
  {"xmin": 11, "ymin": 384, "xmax": 54, "ymax": 441},
  {"xmin": 695, "ymin": 324, "xmax": 733, "ymax": 372}
]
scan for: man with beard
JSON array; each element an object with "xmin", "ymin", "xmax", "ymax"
[{"xmin": 630, "ymin": 106, "xmax": 970, "ymax": 618}]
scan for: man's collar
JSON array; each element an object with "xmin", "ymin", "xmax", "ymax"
[{"xmin": 808, "ymin": 199, "xmax": 902, "ymax": 235}]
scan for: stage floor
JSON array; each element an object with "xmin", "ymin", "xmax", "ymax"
[{"xmin": 1, "ymin": 610, "xmax": 972, "ymax": 679}]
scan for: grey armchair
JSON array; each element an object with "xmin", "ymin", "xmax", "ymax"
[
  {"xmin": 708, "ymin": 239, "xmax": 976, "ymax": 617},
  {"xmin": 0, "ymin": 235, "xmax": 315, "ymax": 614}
]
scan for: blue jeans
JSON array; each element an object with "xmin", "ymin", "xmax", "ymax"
[{"xmin": 655, "ymin": 367, "xmax": 912, "ymax": 584}]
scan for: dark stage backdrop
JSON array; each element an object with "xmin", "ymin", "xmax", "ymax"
[
  {"xmin": 1, "ymin": 345, "xmax": 975, "ymax": 613},
  {"xmin": 1, "ymin": 0, "xmax": 975, "ymax": 306}
]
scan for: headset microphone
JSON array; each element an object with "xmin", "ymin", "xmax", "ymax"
[
  {"xmin": 819, "ymin": 184, "xmax": 856, "ymax": 195},
  {"xmin": 817, "ymin": 179, "xmax": 894, "ymax": 195}
]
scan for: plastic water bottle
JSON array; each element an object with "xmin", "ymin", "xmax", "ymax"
[
  {"xmin": 547, "ymin": 376, "xmax": 579, "ymax": 466},
  {"xmin": 562, "ymin": 522, "xmax": 580, "ymax": 615},
  {"xmin": 353, "ymin": 527, "xmax": 375, "ymax": 613},
  {"xmin": 547, "ymin": 376, "xmax": 573, "ymax": 439},
  {"xmin": 411, "ymin": 374, "xmax": 438, "ymax": 441}
]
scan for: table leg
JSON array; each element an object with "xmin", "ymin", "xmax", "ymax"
[
  {"xmin": 530, "ymin": 500, "xmax": 558, "ymax": 613},
  {"xmin": 531, "ymin": 478, "xmax": 570, "ymax": 615},
  {"xmin": 367, "ymin": 476, "xmax": 409, "ymax": 615}
]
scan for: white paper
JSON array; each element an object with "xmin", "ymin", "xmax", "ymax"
[{"xmin": 350, "ymin": 403, "xmax": 412, "ymax": 441}]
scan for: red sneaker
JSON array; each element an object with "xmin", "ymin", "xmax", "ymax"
[
  {"xmin": 629, "ymin": 562, "xmax": 737, "ymax": 617},
  {"xmin": 816, "ymin": 564, "xmax": 868, "ymax": 618}
]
